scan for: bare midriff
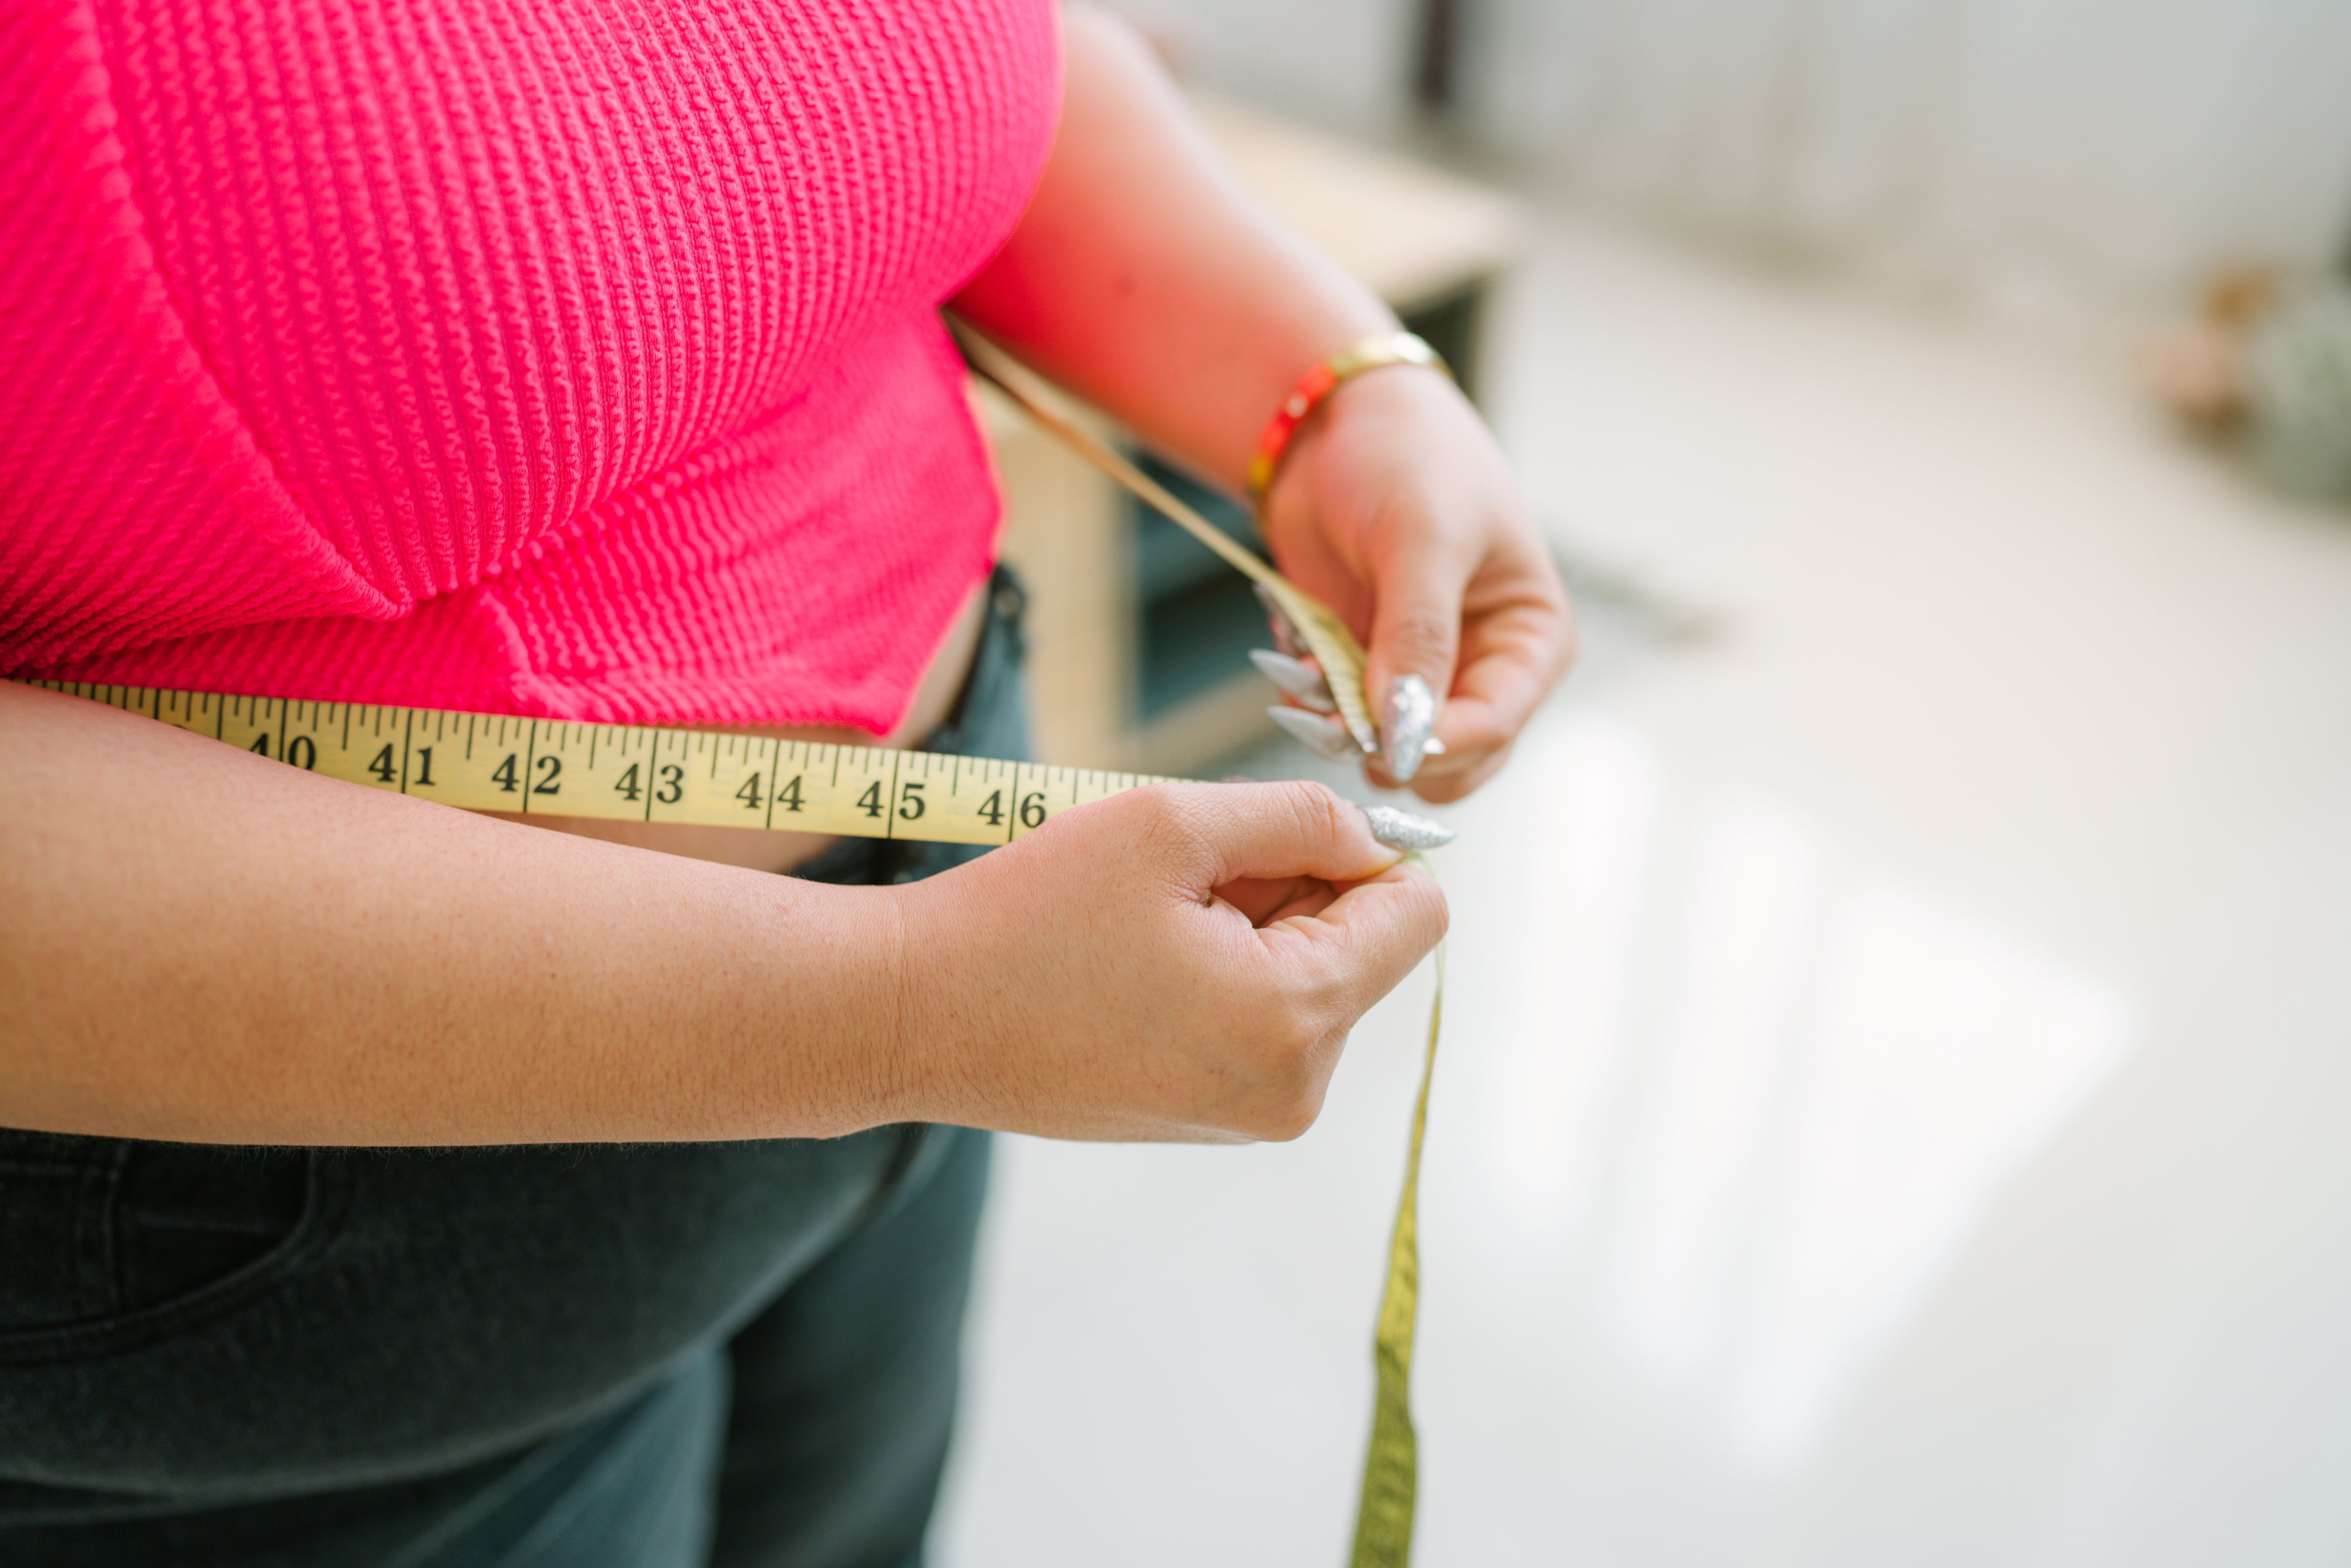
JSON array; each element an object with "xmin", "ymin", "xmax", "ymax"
[{"xmin": 475, "ymin": 580, "xmax": 992, "ymax": 874}]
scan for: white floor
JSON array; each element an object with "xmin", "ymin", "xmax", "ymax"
[{"xmin": 933, "ymin": 212, "xmax": 2351, "ymax": 1567}]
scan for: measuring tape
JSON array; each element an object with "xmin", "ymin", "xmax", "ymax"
[
  {"xmin": 20, "ymin": 328, "xmax": 1442, "ymax": 1565},
  {"xmin": 30, "ymin": 679, "xmax": 1175, "ymax": 845}
]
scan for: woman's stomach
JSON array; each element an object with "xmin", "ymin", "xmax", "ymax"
[{"xmin": 478, "ymin": 580, "xmax": 991, "ymax": 874}]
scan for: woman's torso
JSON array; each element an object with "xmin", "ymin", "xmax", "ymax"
[{"xmin": 1, "ymin": 0, "xmax": 1061, "ymax": 874}]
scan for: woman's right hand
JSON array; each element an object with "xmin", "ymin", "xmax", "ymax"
[{"xmin": 889, "ymin": 781, "xmax": 1448, "ymax": 1143}]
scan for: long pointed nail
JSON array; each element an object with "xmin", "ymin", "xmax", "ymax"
[
  {"xmin": 1253, "ymin": 582, "xmax": 1308, "ymax": 660},
  {"xmin": 1362, "ymin": 803, "xmax": 1456, "ymax": 851},
  {"xmin": 1382, "ymin": 674, "xmax": 1438, "ymax": 783},
  {"xmin": 1267, "ymin": 705, "xmax": 1358, "ymax": 763},
  {"xmin": 1249, "ymin": 649, "xmax": 1338, "ymax": 713}
]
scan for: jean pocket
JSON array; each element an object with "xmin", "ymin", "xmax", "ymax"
[
  {"xmin": 0, "ymin": 1131, "xmax": 122, "ymax": 1331},
  {"xmin": 0, "ymin": 1130, "xmax": 335, "ymax": 1359}
]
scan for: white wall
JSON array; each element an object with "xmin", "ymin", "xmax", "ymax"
[
  {"xmin": 1463, "ymin": 0, "xmax": 2351, "ymax": 314},
  {"xmin": 1138, "ymin": 0, "xmax": 2351, "ymax": 319},
  {"xmin": 1121, "ymin": 0, "xmax": 1419, "ymax": 137}
]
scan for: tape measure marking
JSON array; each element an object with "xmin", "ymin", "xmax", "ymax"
[{"xmin": 39, "ymin": 680, "xmax": 1169, "ymax": 848}]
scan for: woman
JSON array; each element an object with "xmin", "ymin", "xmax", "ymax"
[{"xmin": 0, "ymin": 1, "xmax": 1572, "ymax": 1561}]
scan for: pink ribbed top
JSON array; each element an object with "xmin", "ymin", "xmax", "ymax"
[{"xmin": 0, "ymin": 0, "xmax": 1060, "ymax": 731}]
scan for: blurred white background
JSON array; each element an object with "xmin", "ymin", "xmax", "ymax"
[
  {"xmin": 935, "ymin": 5, "xmax": 2351, "ymax": 1564},
  {"xmin": 1153, "ymin": 0, "xmax": 2351, "ymax": 320}
]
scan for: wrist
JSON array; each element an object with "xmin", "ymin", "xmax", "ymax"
[
  {"xmin": 1260, "ymin": 354, "xmax": 1471, "ymax": 521},
  {"xmin": 734, "ymin": 879, "xmax": 930, "ymax": 1139},
  {"xmin": 860, "ymin": 876, "xmax": 973, "ymax": 1130},
  {"xmin": 864, "ymin": 881, "xmax": 936, "ymax": 1129},
  {"xmin": 1246, "ymin": 331, "xmax": 1451, "ymax": 504}
]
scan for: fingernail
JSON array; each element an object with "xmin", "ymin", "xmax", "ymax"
[
  {"xmin": 1249, "ymin": 649, "xmax": 1338, "ymax": 713},
  {"xmin": 1253, "ymin": 582, "xmax": 1308, "ymax": 660},
  {"xmin": 1267, "ymin": 705, "xmax": 1358, "ymax": 762},
  {"xmin": 1423, "ymin": 736, "xmax": 1446, "ymax": 756},
  {"xmin": 1382, "ymin": 674, "xmax": 1438, "ymax": 783},
  {"xmin": 1362, "ymin": 803, "xmax": 1456, "ymax": 851}
]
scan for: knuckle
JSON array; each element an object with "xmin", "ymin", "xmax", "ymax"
[
  {"xmin": 1417, "ymin": 876, "xmax": 1452, "ymax": 938},
  {"xmin": 1281, "ymin": 779, "xmax": 1349, "ymax": 844},
  {"xmin": 1414, "ymin": 779, "xmax": 1469, "ymax": 805},
  {"xmin": 1415, "ymin": 747, "xmax": 1506, "ymax": 805},
  {"xmin": 1448, "ymin": 703, "xmax": 1514, "ymax": 753},
  {"xmin": 1381, "ymin": 602, "xmax": 1457, "ymax": 664},
  {"xmin": 1257, "ymin": 987, "xmax": 1326, "ymax": 1061},
  {"xmin": 1251, "ymin": 1088, "xmax": 1326, "ymax": 1143},
  {"xmin": 1239, "ymin": 1011, "xmax": 1334, "ymax": 1142},
  {"xmin": 1129, "ymin": 780, "xmax": 1191, "ymax": 827},
  {"xmin": 1125, "ymin": 781, "xmax": 1205, "ymax": 857}
]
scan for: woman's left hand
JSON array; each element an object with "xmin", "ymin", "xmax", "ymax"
[
  {"xmin": 1258, "ymin": 363, "xmax": 1576, "ymax": 804},
  {"xmin": 952, "ymin": 5, "xmax": 1573, "ymax": 801}
]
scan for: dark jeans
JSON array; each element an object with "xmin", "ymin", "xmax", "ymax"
[{"xmin": 0, "ymin": 571, "xmax": 1032, "ymax": 1567}]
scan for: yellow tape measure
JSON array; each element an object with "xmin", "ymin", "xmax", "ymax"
[
  {"xmin": 32, "ymin": 680, "xmax": 1173, "ymax": 845},
  {"xmin": 1354, "ymin": 933, "xmax": 1440, "ymax": 1567}
]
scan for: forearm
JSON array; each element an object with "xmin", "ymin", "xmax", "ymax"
[
  {"xmin": 952, "ymin": 4, "xmax": 1395, "ymax": 491},
  {"xmin": 0, "ymin": 683, "xmax": 905, "ymax": 1146}
]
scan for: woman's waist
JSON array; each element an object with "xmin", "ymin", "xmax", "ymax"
[{"xmin": 483, "ymin": 580, "xmax": 994, "ymax": 874}]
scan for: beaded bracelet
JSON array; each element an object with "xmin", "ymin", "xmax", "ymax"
[{"xmin": 1245, "ymin": 331, "xmax": 1451, "ymax": 501}]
